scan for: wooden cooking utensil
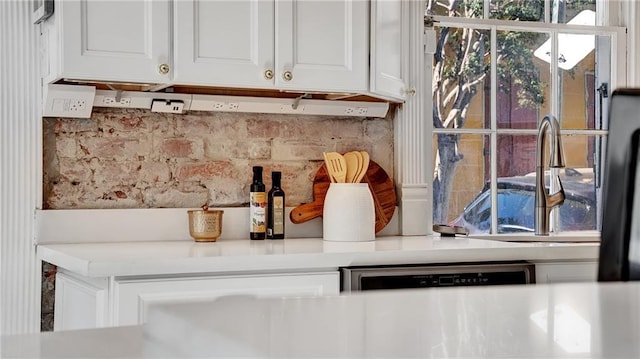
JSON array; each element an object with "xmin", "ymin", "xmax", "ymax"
[
  {"xmin": 324, "ymin": 152, "xmax": 347, "ymax": 183},
  {"xmin": 351, "ymin": 151, "xmax": 363, "ymax": 183},
  {"xmin": 355, "ymin": 151, "xmax": 370, "ymax": 183},
  {"xmin": 344, "ymin": 151, "xmax": 360, "ymax": 183},
  {"xmin": 290, "ymin": 164, "xmax": 332, "ymax": 224},
  {"xmin": 322, "ymin": 152, "xmax": 335, "ymax": 183},
  {"xmin": 290, "ymin": 159, "xmax": 396, "ymax": 233}
]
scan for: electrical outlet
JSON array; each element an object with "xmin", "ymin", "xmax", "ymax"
[
  {"xmin": 52, "ymin": 98, "xmax": 87, "ymax": 113},
  {"xmin": 44, "ymin": 84, "xmax": 95, "ymax": 118},
  {"xmin": 210, "ymin": 102, "xmax": 239, "ymax": 112},
  {"xmin": 68, "ymin": 99, "xmax": 86, "ymax": 112},
  {"xmin": 151, "ymin": 99, "xmax": 185, "ymax": 114},
  {"xmin": 102, "ymin": 96, "xmax": 132, "ymax": 106},
  {"xmin": 357, "ymin": 107, "xmax": 368, "ymax": 115},
  {"xmin": 344, "ymin": 107, "xmax": 355, "ymax": 115}
]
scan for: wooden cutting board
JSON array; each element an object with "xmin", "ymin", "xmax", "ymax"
[{"xmin": 290, "ymin": 160, "xmax": 396, "ymax": 233}]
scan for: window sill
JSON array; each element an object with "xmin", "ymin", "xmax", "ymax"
[{"xmin": 468, "ymin": 231, "xmax": 600, "ymax": 243}]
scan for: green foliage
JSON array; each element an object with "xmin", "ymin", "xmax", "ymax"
[
  {"xmin": 464, "ymin": 0, "xmax": 483, "ymax": 17},
  {"xmin": 567, "ymin": 0, "xmax": 596, "ymax": 12},
  {"xmin": 496, "ymin": 29, "xmax": 544, "ymax": 107},
  {"xmin": 430, "ymin": 0, "xmax": 552, "ymax": 115},
  {"xmin": 490, "ymin": 0, "xmax": 544, "ymax": 21}
]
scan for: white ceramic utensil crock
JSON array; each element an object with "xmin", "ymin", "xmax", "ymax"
[{"xmin": 322, "ymin": 183, "xmax": 375, "ymax": 242}]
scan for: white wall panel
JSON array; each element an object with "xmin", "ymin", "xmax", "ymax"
[
  {"xmin": 1, "ymin": 0, "xmax": 42, "ymax": 335},
  {"xmin": 394, "ymin": 1, "xmax": 430, "ymax": 235}
]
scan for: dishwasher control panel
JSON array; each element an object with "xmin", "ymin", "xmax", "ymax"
[{"xmin": 341, "ymin": 262, "xmax": 535, "ymax": 291}]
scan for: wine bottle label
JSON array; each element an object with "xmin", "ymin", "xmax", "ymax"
[
  {"xmin": 250, "ymin": 192, "xmax": 266, "ymax": 233},
  {"xmin": 273, "ymin": 197, "xmax": 284, "ymax": 235}
]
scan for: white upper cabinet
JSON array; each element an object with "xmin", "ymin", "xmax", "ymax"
[
  {"xmin": 274, "ymin": 0, "xmax": 368, "ymax": 92},
  {"xmin": 174, "ymin": 1, "xmax": 275, "ymax": 89},
  {"xmin": 47, "ymin": 0, "xmax": 171, "ymax": 84},
  {"xmin": 174, "ymin": 0, "xmax": 368, "ymax": 93},
  {"xmin": 369, "ymin": 0, "xmax": 408, "ymax": 101},
  {"xmin": 42, "ymin": 0, "xmax": 404, "ymax": 101}
]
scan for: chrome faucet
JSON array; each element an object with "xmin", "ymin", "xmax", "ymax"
[{"xmin": 535, "ymin": 115, "xmax": 566, "ymax": 235}]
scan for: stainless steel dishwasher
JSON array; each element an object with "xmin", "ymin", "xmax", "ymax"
[{"xmin": 341, "ymin": 262, "xmax": 535, "ymax": 292}]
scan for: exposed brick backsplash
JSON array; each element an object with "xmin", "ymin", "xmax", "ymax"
[
  {"xmin": 43, "ymin": 108, "xmax": 394, "ymax": 209},
  {"xmin": 41, "ymin": 263, "xmax": 56, "ymax": 331}
]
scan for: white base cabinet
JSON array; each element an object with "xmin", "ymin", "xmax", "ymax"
[
  {"xmin": 534, "ymin": 261, "xmax": 598, "ymax": 283},
  {"xmin": 54, "ymin": 269, "xmax": 339, "ymax": 331},
  {"xmin": 54, "ymin": 272, "xmax": 109, "ymax": 331}
]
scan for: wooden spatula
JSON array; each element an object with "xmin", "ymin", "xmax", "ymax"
[
  {"xmin": 352, "ymin": 151, "xmax": 364, "ymax": 183},
  {"xmin": 344, "ymin": 151, "xmax": 360, "ymax": 183},
  {"xmin": 324, "ymin": 152, "xmax": 347, "ymax": 183},
  {"xmin": 322, "ymin": 152, "xmax": 335, "ymax": 183},
  {"xmin": 354, "ymin": 151, "xmax": 369, "ymax": 183}
]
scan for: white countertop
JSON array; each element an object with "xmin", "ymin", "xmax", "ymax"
[
  {"xmin": 145, "ymin": 281, "xmax": 640, "ymax": 358},
  {"xmin": 1, "ymin": 326, "xmax": 151, "ymax": 358},
  {"xmin": 37, "ymin": 236, "xmax": 600, "ymax": 277},
  {"xmin": 4, "ymin": 281, "xmax": 639, "ymax": 358}
]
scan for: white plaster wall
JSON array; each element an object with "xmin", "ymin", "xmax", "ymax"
[{"xmin": 622, "ymin": 1, "xmax": 640, "ymax": 86}]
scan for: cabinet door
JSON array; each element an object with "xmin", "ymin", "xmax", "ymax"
[
  {"xmin": 174, "ymin": 0, "xmax": 275, "ymax": 87},
  {"xmin": 54, "ymin": 271, "xmax": 108, "ymax": 331},
  {"xmin": 276, "ymin": 0, "xmax": 368, "ymax": 93},
  {"xmin": 370, "ymin": 0, "xmax": 408, "ymax": 101},
  {"xmin": 535, "ymin": 262, "xmax": 597, "ymax": 283},
  {"xmin": 59, "ymin": 0, "xmax": 171, "ymax": 83},
  {"xmin": 113, "ymin": 272, "xmax": 339, "ymax": 326}
]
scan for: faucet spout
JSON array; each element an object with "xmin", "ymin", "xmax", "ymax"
[{"xmin": 535, "ymin": 115, "xmax": 566, "ymax": 235}]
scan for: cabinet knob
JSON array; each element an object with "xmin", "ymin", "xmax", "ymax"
[
  {"xmin": 282, "ymin": 71, "xmax": 293, "ymax": 81},
  {"xmin": 264, "ymin": 69, "xmax": 274, "ymax": 80},
  {"xmin": 158, "ymin": 63, "xmax": 170, "ymax": 75},
  {"xmin": 405, "ymin": 88, "xmax": 417, "ymax": 96}
]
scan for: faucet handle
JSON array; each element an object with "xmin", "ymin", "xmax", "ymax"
[{"xmin": 546, "ymin": 177, "xmax": 566, "ymax": 208}]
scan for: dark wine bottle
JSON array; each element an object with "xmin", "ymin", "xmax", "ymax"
[
  {"xmin": 267, "ymin": 171, "xmax": 285, "ymax": 239},
  {"xmin": 250, "ymin": 166, "xmax": 266, "ymax": 240}
]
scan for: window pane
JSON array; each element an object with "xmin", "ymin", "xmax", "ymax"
[
  {"xmin": 556, "ymin": 133, "xmax": 598, "ymax": 231},
  {"xmin": 559, "ymin": 34, "xmax": 611, "ymax": 130},
  {"xmin": 496, "ymin": 134, "xmax": 537, "ymax": 177},
  {"xmin": 552, "ymin": 1, "xmax": 597, "ymax": 24},
  {"xmin": 496, "ymin": 188, "xmax": 536, "ymax": 233},
  {"xmin": 490, "ymin": 0, "xmax": 544, "ymax": 21},
  {"xmin": 436, "ymin": 134, "xmax": 601, "ymax": 234},
  {"xmin": 492, "ymin": 134, "xmax": 600, "ymax": 234},
  {"xmin": 562, "ymin": 134, "xmax": 600, "ymax": 183},
  {"xmin": 427, "ymin": 0, "xmax": 597, "ymax": 23},
  {"xmin": 426, "ymin": 0, "xmax": 483, "ymax": 18},
  {"xmin": 497, "ymin": 31, "xmax": 550, "ymax": 130},
  {"xmin": 494, "ymin": 134, "xmax": 537, "ymax": 234},
  {"xmin": 435, "ymin": 134, "xmax": 489, "ymax": 227},
  {"xmin": 433, "ymin": 27, "xmax": 490, "ymax": 130}
]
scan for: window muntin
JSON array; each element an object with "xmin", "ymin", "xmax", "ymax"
[{"xmin": 429, "ymin": 2, "xmax": 621, "ymax": 234}]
